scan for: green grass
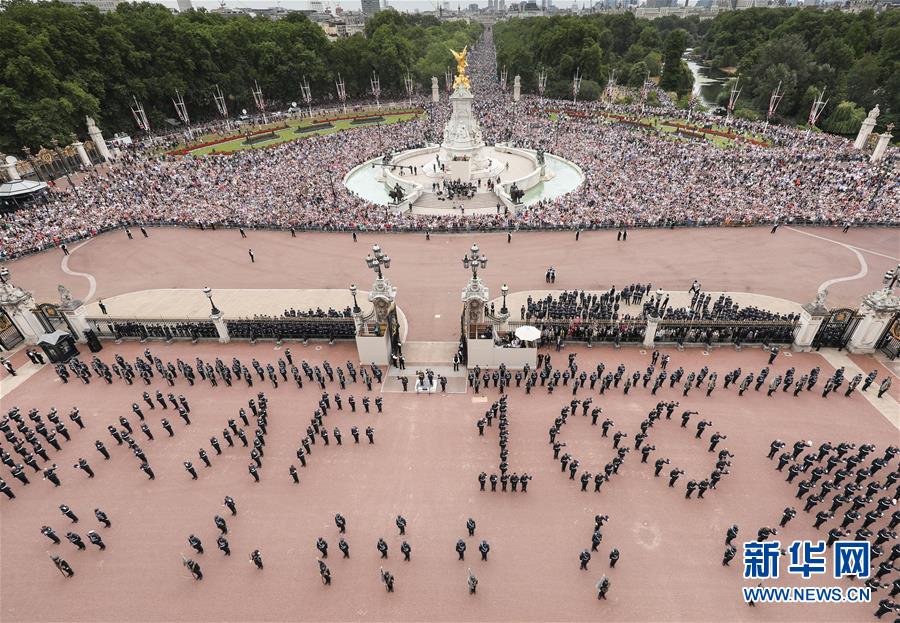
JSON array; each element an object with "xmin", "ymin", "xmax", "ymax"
[{"xmin": 185, "ymin": 112, "xmax": 422, "ymax": 156}]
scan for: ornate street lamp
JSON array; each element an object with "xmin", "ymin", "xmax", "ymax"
[
  {"xmin": 350, "ymin": 283, "xmax": 361, "ymax": 314},
  {"xmin": 365, "ymin": 244, "xmax": 391, "ymax": 279},
  {"xmin": 202, "ymin": 286, "xmax": 220, "ymax": 316},
  {"xmin": 461, "ymin": 243, "xmax": 488, "ymax": 279},
  {"xmin": 500, "ymin": 284, "xmax": 509, "ymax": 316}
]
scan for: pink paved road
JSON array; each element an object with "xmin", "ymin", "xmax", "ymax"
[
  {"xmin": 1, "ymin": 342, "xmax": 896, "ymax": 622},
  {"xmin": 7, "ymin": 226, "xmax": 898, "ymax": 341}
]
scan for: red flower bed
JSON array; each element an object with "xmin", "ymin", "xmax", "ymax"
[{"xmin": 167, "ymin": 125, "xmax": 289, "ymax": 156}]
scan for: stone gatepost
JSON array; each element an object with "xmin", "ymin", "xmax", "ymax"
[
  {"xmin": 431, "ymin": 76, "xmax": 440, "ymax": 103},
  {"xmin": 642, "ymin": 315, "xmax": 659, "ymax": 348},
  {"xmin": 793, "ymin": 291, "xmax": 829, "ymax": 352},
  {"xmin": 0, "ymin": 282, "xmax": 44, "ymax": 344},
  {"xmin": 870, "ymin": 124, "xmax": 893, "ymax": 163},
  {"xmin": 853, "ymin": 105, "xmax": 879, "ymax": 149},
  {"xmin": 847, "ymin": 288, "xmax": 900, "ymax": 354},
  {"xmin": 72, "ymin": 142, "xmax": 92, "ymax": 168},
  {"xmin": 513, "ymin": 75, "xmax": 521, "ymax": 102}
]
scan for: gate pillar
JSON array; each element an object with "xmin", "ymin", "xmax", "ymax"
[
  {"xmin": 793, "ymin": 293, "xmax": 828, "ymax": 352},
  {"xmin": 848, "ymin": 288, "xmax": 900, "ymax": 354}
]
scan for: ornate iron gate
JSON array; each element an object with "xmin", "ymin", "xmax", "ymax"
[
  {"xmin": 0, "ymin": 309, "xmax": 24, "ymax": 350},
  {"xmin": 877, "ymin": 314, "xmax": 900, "ymax": 360},
  {"xmin": 812, "ymin": 308, "xmax": 860, "ymax": 350}
]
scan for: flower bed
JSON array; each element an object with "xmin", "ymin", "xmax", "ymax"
[{"xmin": 167, "ymin": 125, "xmax": 289, "ymax": 156}]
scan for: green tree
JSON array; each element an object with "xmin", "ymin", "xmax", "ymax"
[{"xmin": 822, "ymin": 100, "xmax": 865, "ymax": 135}]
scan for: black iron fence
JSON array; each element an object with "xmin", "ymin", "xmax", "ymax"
[
  {"xmin": 226, "ymin": 317, "xmax": 355, "ymax": 341},
  {"xmin": 87, "ymin": 318, "xmax": 217, "ymax": 341}
]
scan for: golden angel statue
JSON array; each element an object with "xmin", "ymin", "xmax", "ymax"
[{"xmin": 449, "ymin": 46, "xmax": 470, "ymax": 90}]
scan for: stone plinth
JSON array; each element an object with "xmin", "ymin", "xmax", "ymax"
[
  {"xmin": 870, "ymin": 130, "xmax": 893, "ymax": 162},
  {"xmin": 793, "ymin": 301, "xmax": 829, "ymax": 351}
]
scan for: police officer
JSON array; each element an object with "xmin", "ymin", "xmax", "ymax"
[
  {"xmin": 396, "ymin": 515, "xmax": 407, "ymax": 535},
  {"xmin": 217, "ymin": 535, "xmax": 231, "ymax": 556},
  {"xmin": 184, "ymin": 461, "xmax": 198, "ymax": 480},
  {"xmin": 466, "ymin": 517, "xmax": 476, "ymax": 536},
  {"xmin": 377, "ymin": 538, "xmax": 389, "ymax": 559},
  {"xmin": 250, "ymin": 549, "xmax": 263, "ymax": 570},
  {"xmin": 95, "ymin": 508, "xmax": 111, "ymax": 527},
  {"xmin": 401, "ymin": 541, "xmax": 411, "ymax": 561}
]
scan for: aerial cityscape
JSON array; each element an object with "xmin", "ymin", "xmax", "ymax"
[{"xmin": 0, "ymin": 1, "xmax": 897, "ymax": 622}]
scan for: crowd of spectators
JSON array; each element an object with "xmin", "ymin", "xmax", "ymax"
[{"xmin": 1, "ymin": 30, "xmax": 895, "ymax": 261}]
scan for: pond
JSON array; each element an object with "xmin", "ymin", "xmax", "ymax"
[{"xmin": 685, "ymin": 51, "xmax": 729, "ymax": 109}]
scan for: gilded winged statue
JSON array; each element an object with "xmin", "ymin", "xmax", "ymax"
[{"xmin": 449, "ymin": 46, "xmax": 470, "ymax": 90}]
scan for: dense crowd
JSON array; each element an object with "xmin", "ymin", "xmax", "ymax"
[{"xmin": 1, "ymin": 30, "xmax": 896, "ymax": 260}]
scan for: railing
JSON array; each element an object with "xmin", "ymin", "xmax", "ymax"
[
  {"xmin": 225, "ymin": 317, "xmax": 355, "ymax": 341},
  {"xmin": 655, "ymin": 319, "xmax": 798, "ymax": 346},
  {"xmin": 87, "ymin": 317, "xmax": 217, "ymax": 341}
]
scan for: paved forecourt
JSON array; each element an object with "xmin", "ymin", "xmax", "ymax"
[{"xmin": 1, "ymin": 340, "xmax": 897, "ymax": 622}]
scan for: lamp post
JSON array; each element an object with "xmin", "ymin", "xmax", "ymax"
[
  {"xmin": 202, "ymin": 286, "xmax": 220, "ymax": 316},
  {"xmin": 461, "ymin": 243, "xmax": 488, "ymax": 279},
  {"xmin": 500, "ymin": 284, "xmax": 509, "ymax": 316},
  {"xmin": 350, "ymin": 283, "xmax": 361, "ymax": 314},
  {"xmin": 365, "ymin": 244, "xmax": 391, "ymax": 279},
  {"xmin": 884, "ymin": 265, "xmax": 899, "ymax": 291}
]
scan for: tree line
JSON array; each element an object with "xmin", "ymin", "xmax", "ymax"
[
  {"xmin": 0, "ymin": 1, "xmax": 482, "ymax": 152},
  {"xmin": 495, "ymin": 8, "xmax": 899, "ymax": 135},
  {"xmin": 494, "ymin": 13, "xmax": 694, "ymax": 104}
]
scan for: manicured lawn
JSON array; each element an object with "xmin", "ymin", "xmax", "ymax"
[{"xmin": 185, "ymin": 112, "xmax": 422, "ymax": 156}]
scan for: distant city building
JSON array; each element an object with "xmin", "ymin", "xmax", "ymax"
[
  {"xmin": 59, "ymin": 0, "xmax": 122, "ymax": 12},
  {"xmin": 310, "ymin": 0, "xmax": 325, "ymax": 11},
  {"xmin": 471, "ymin": 2, "xmax": 481, "ymax": 8},
  {"xmin": 176, "ymin": 0, "xmax": 193, "ymax": 11},
  {"xmin": 361, "ymin": 0, "xmax": 381, "ymax": 18}
]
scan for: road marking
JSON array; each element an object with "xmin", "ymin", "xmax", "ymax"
[
  {"xmin": 784, "ymin": 227, "xmax": 871, "ymax": 295},
  {"xmin": 785, "ymin": 227, "xmax": 899, "ymax": 261},
  {"xmin": 60, "ymin": 239, "xmax": 97, "ymax": 302}
]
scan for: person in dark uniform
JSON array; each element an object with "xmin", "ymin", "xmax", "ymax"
[
  {"xmin": 725, "ymin": 525, "xmax": 739, "ymax": 546},
  {"xmin": 250, "ymin": 549, "xmax": 263, "ymax": 570},
  {"xmin": 396, "ymin": 515, "xmax": 407, "ymax": 535},
  {"xmin": 184, "ymin": 461, "xmax": 198, "ymax": 480},
  {"xmin": 183, "ymin": 557, "xmax": 202, "ymax": 580},
  {"xmin": 223, "ymin": 496, "xmax": 237, "ymax": 516},
  {"xmin": 66, "ymin": 532, "xmax": 86, "ymax": 550},
  {"xmin": 51, "ymin": 555, "xmax": 75, "ymax": 578},
  {"xmin": 42, "ymin": 525, "xmax": 61, "ymax": 544},
  {"xmin": 456, "ymin": 539, "xmax": 467, "ymax": 560},
  {"xmin": 249, "ymin": 464, "xmax": 259, "ymax": 482},
  {"xmin": 161, "ymin": 419, "xmax": 174, "ymax": 437},
  {"xmin": 723, "ymin": 545, "xmax": 737, "ymax": 566},
  {"xmin": 188, "ymin": 534, "xmax": 203, "ymax": 554},
  {"xmin": 338, "ymin": 538, "xmax": 349, "ymax": 558},
  {"xmin": 401, "ymin": 541, "xmax": 411, "ymax": 561},
  {"xmin": 74, "ymin": 458, "xmax": 94, "ymax": 478},
  {"xmin": 579, "ymin": 549, "xmax": 591, "ymax": 570},
  {"xmin": 467, "ymin": 518, "xmax": 476, "ymax": 536},
  {"xmin": 59, "ymin": 504, "xmax": 78, "ymax": 523},
  {"xmin": 366, "ymin": 427, "xmax": 375, "ymax": 444},
  {"xmin": 140, "ymin": 462, "xmax": 155, "ymax": 479},
  {"xmin": 95, "ymin": 508, "xmax": 111, "ymax": 528},
  {"xmin": 87, "ymin": 530, "xmax": 106, "ymax": 550},
  {"xmin": 214, "ymin": 515, "xmax": 227, "ymax": 535},
  {"xmin": 377, "ymin": 538, "xmax": 389, "ymax": 559},
  {"xmin": 43, "ymin": 464, "xmax": 61, "ymax": 487},
  {"xmin": 609, "ymin": 548, "xmax": 619, "ymax": 568}
]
